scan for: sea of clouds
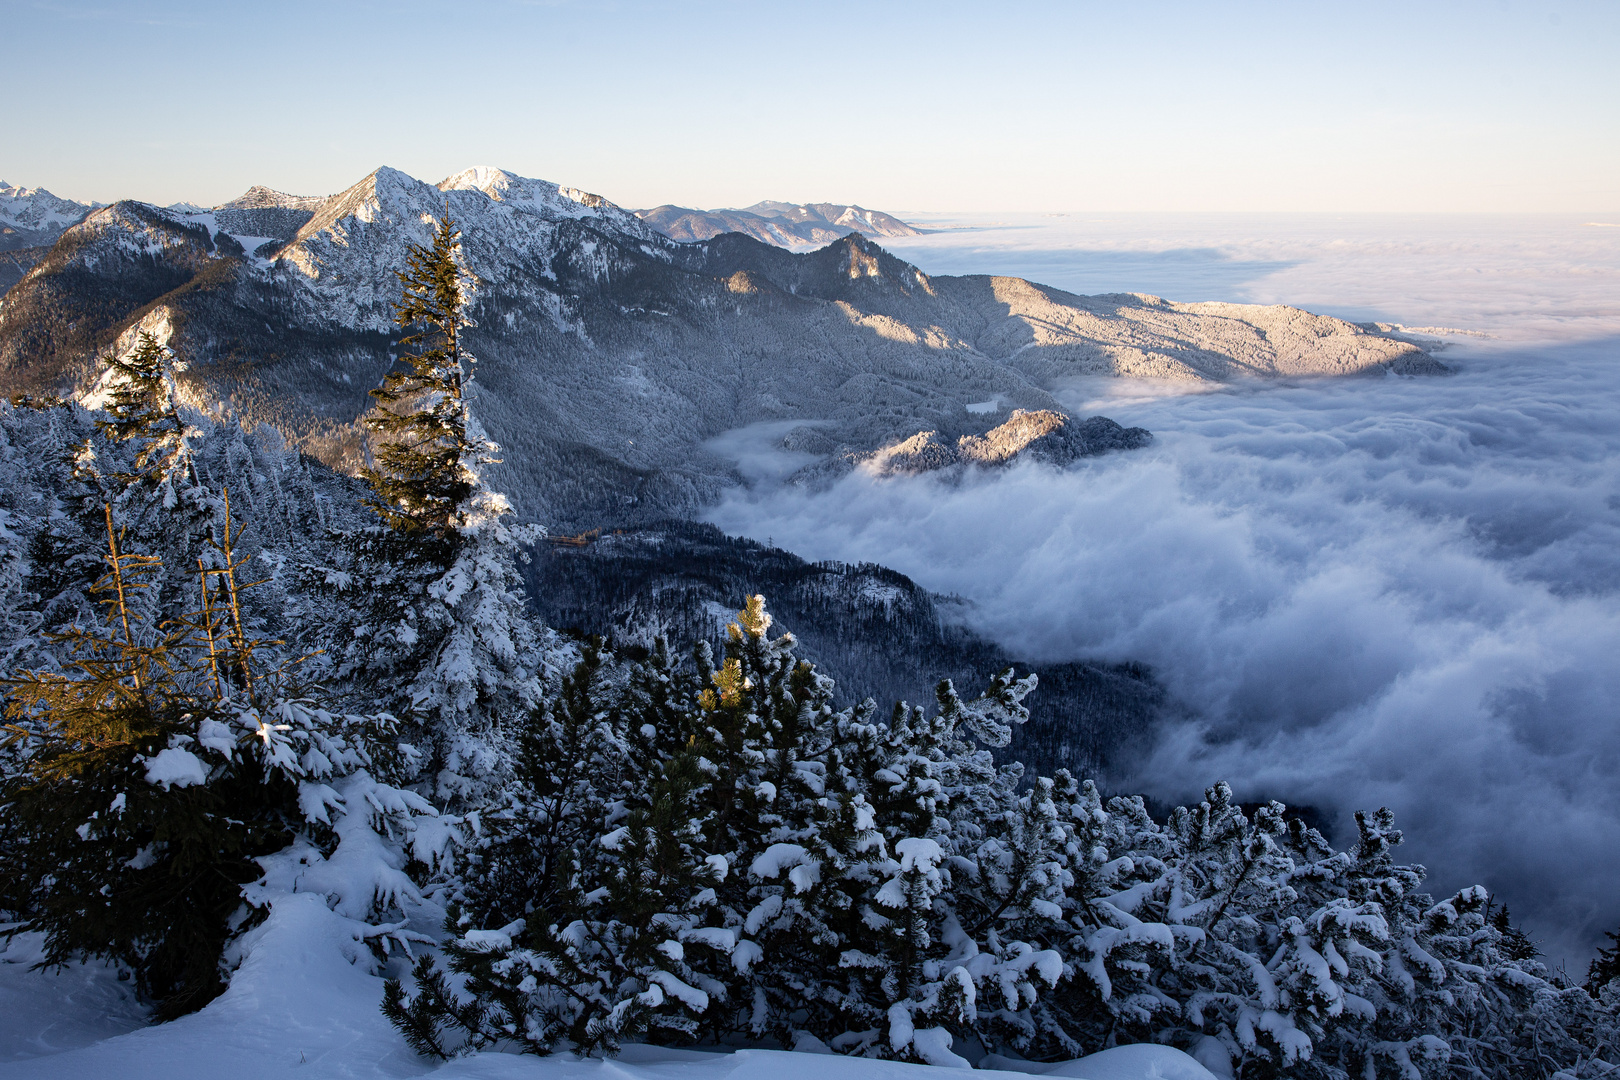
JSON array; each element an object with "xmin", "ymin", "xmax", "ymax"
[{"xmin": 705, "ymin": 213, "xmax": 1620, "ymax": 967}]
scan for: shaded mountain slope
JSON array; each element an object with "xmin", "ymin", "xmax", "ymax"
[{"xmin": 528, "ymin": 520, "xmax": 1164, "ymax": 779}]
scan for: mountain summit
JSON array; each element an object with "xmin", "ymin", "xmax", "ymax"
[
  {"xmin": 0, "ymin": 182, "xmax": 96, "ymax": 253},
  {"xmin": 635, "ymin": 201, "xmax": 921, "ymax": 245}
]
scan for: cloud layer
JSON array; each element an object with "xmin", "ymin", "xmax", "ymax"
[
  {"xmin": 710, "ymin": 341, "xmax": 1620, "ymax": 964},
  {"xmin": 883, "ymin": 212, "xmax": 1620, "ymax": 340},
  {"xmin": 703, "ymin": 220, "xmax": 1620, "ymax": 964}
]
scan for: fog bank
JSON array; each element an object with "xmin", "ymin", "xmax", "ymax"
[{"xmin": 705, "ymin": 217, "xmax": 1620, "ymax": 966}]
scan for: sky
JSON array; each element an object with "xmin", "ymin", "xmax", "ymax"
[{"xmin": 3, "ymin": 0, "xmax": 1617, "ymax": 213}]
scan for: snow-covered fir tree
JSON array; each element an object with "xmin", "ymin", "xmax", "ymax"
[
  {"xmin": 382, "ymin": 596, "xmax": 1620, "ymax": 1079},
  {"xmin": 310, "ymin": 210, "xmax": 548, "ymax": 807},
  {"xmin": 0, "ymin": 382, "xmax": 451, "ymax": 1018}
]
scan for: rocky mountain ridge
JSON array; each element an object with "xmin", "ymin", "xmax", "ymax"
[
  {"xmin": 0, "ymin": 181, "xmax": 96, "ymax": 253},
  {"xmin": 791, "ymin": 409, "xmax": 1154, "ymax": 488},
  {"xmin": 0, "ymin": 164, "xmax": 1441, "ymax": 528},
  {"xmin": 634, "ymin": 201, "xmax": 921, "ymax": 245}
]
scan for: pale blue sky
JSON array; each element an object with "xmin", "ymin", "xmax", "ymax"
[{"xmin": 5, "ymin": 0, "xmax": 1617, "ymax": 212}]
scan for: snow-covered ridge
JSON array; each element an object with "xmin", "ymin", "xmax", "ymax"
[
  {"xmin": 216, "ymin": 185, "xmax": 327, "ymax": 212},
  {"xmin": 438, "ymin": 165, "xmax": 630, "ymax": 218},
  {"xmin": 637, "ymin": 200, "xmax": 921, "ymax": 246},
  {"xmin": 264, "ymin": 165, "xmax": 666, "ymax": 330},
  {"xmin": 0, "ymin": 182, "xmax": 96, "ymax": 230},
  {"xmin": 1, "ymin": 164, "xmax": 1438, "ymax": 528},
  {"xmin": 64, "ymin": 202, "xmax": 210, "ymax": 261},
  {"xmin": 0, "ymin": 182, "xmax": 97, "ymax": 251}
]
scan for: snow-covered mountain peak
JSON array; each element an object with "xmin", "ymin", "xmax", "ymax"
[
  {"xmin": 437, "ymin": 166, "xmax": 649, "ymax": 231},
  {"xmin": 216, "ymin": 185, "xmax": 327, "ymax": 212},
  {"xmin": 1, "ymin": 182, "xmax": 97, "ymax": 251},
  {"xmin": 288, "ymin": 166, "xmax": 433, "ymax": 242},
  {"xmin": 267, "ymin": 164, "xmax": 666, "ymax": 329},
  {"xmin": 439, "ymin": 165, "xmax": 519, "ymax": 198}
]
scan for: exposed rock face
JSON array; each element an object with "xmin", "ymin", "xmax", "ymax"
[
  {"xmin": 831, "ymin": 410, "xmax": 1152, "ymax": 480},
  {"xmin": 0, "ymin": 165, "xmax": 1437, "ymax": 528}
]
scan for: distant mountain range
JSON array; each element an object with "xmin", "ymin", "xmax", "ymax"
[
  {"xmin": 0, "ymin": 182, "xmax": 101, "ymax": 292},
  {"xmin": 0, "ymin": 165, "xmax": 1440, "ymax": 529},
  {"xmin": 0, "ymin": 181, "xmax": 97, "ymax": 252},
  {"xmin": 0, "ymin": 183, "xmax": 917, "ymax": 293},
  {"xmin": 0, "ymin": 182, "xmax": 923, "ymax": 257},
  {"xmin": 633, "ymin": 202, "xmax": 922, "ymax": 245}
]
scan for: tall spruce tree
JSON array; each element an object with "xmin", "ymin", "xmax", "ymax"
[
  {"xmin": 96, "ymin": 332, "xmax": 185, "ymax": 482},
  {"xmin": 337, "ymin": 209, "xmax": 545, "ymax": 806},
  {"xmin": 362, "ymin": 212, "xmax": 478, "ymax": 545}
]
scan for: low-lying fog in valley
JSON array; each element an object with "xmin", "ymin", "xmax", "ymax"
[{"xmin": 707, "ymin": 214, "xmax": 1620, "ymax": 968}]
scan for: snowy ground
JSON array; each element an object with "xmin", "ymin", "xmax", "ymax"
[
  {"xmin": 0, "ymin": 929, "xmax": 146, "ymax": 1062},
  {"xmin": 0, "ymin": 896, "xmax": 1216, "ymax": 1078}
]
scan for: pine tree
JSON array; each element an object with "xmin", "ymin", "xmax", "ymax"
[
  {"xmin": 378, "ymin": 595, "xmax": 1620, "ymax": 1076},
  {"xmin": 362, "ymin": 211, "xmax": 478, "ymax": 545},
  {"xmin": 1489, "ymin": 899, "xmax": 1540, "ymax": 963},
  {"xmin": 1, "ymin": 494, "xmax": 440, "ymax": 1019},
  {"xmin": 332, "ymin": 209, "xmax": 547, "ymax": 806},
  {"xmin": 1589, "ymin": 928, "xmax": 1620, "ymax": 993},
  {"xmin": 95, "ymin": 333, "xmax": 185, "ymax": 482},
  {"xmin": 0, "ymin": 505, "xmax": 286, "ymax": 1016}
]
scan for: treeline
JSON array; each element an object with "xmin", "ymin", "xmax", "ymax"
[
  {"xmin": 1, "ymin": 215, "xmax": 1617, "ymax": 1079},
  {"xmin": 390, "ymin": 604, "xmax": 1620, "ymax": 1078},
  {"xmin": 527, "ymin": 520, "xmax": 1163, "ymax": 780}
]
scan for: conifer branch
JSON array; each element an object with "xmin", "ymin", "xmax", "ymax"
[{"xmin": 196, "ymin": 556, "xmax": 226, "ymax": 702}]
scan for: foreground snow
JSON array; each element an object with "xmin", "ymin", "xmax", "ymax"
[
  {"xmin": 0, "ymin": 929, "xmax": 145, "ymax": 1062},
  {"xmin": 0, "ymin": 895, "xmax": 1215, "ymax": 1080}
]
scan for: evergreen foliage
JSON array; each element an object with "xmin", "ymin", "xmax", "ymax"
[
  {"xmin": 1490, "ymin": 900, "xmax": 1540, "ymax": 963},
  {"xmin": 329, "ymin": 209, "xmax": 546, "ymax": 805},
  {"xmin": 95, "ymin": 332, "xmax": 185, "ymax": 482},
  {"xmin": 0, "ymin": 397, "xmax": 449, "ymax": 1020},
  {"xmin": 382, "ymin": 596, "xmax": 1620, "ymax": 1078},
  {"xmin": 1589, "ymin": 929, "xmax": 1620, "ymax": 994},
  {"xmin": 0, "ymin": 218, "xmax": 1615, "ymax": 1077},
  {"xmin": 362, "ymin": 212, "xmax": 478, "ymax": 543},
  {"xmin": 2, "ymin": 502, "xmax": 289, "ymax": 1015}
]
